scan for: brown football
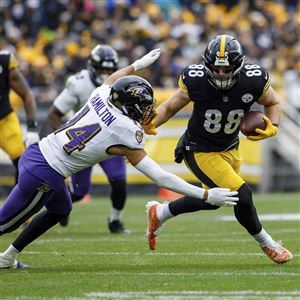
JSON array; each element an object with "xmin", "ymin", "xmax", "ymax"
[{"xmin": 240, "ymin": 111, "xmax": 266, "ymax": 136}]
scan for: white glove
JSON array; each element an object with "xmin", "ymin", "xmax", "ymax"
[
  {"xmin": 206, "ymin": 188, "xmax": 239, "ymax": 207},
  {"xmin": 25, "ymin": 131, "xmax": 40, "ymax": 148},
  {"xmin": 131, "ymin": 49, "xmax": 161, "ymax": 71}
]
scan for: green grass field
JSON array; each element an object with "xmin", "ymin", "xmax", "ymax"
[{"xmin": 0, "ymin": 193, "xmax": 299, "ymax": 300}]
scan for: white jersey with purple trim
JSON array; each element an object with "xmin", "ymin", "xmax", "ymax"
[
  {"xmin": 53, "ymin": 69, "xmax": 95, "ymax": 114},
  {"xmin": 39, "ymin": 85, "xmax": 145, "ymax": 177}
]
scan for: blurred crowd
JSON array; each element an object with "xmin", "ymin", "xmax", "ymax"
[{"xmin": 0, "ymin": 0, "xmax": 299, "ymax": 109}]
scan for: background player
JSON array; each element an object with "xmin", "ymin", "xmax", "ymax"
[
  {"xmin": 0, "ymin": 48, "xmax": 238, "ymax": 269},
  {"xmin": 144, "ymin": 35, "xmax": 292, "ymax": 264},
  {"xmin": 47, "ymin": 45, "xmax": 129, "ymax": 233},
  {"xmin": 0, "ymin": 50, "xmax": 39, "ymax": 183}
]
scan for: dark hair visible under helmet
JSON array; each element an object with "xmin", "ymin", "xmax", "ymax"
[
  {"xmin": 109, "ymin": 75, "xmax": 156, "ymax": 125},
  {"xmin": 203, "ymin": 35, "xmax": 245, "ymax": 90},
  {"xmin": 88, "ymin": 44, "xmax": 119, "ymax": 86}
]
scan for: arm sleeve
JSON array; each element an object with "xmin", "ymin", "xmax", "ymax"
[{"xmin": 134, "ymin": 155, "xmax": 205, "ymax": 199}]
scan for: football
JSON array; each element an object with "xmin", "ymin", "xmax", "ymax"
[{"xmin": 240, "ymin": 111, "xmax": 266, "ymax": 136}]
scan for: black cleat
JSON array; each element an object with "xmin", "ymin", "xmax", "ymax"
[
  {"xmin": 59, "ymin": 216, "xmax": 69, "ymax": 227},
  {"xmin": 108, "ymin": 219, "xmax": 131, "ymax": 234}
]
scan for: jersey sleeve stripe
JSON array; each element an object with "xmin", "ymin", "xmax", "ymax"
[
  {"xmin": 9, "ymin": 53, "xmax": 19, "ymax": 70},
  {"xmin": 263, "ymin": 79, "xmax": 270, "ymax": 92},
  {"xmin": 178, "ymin": 76, "xmax": 188, "ymax": 94}
]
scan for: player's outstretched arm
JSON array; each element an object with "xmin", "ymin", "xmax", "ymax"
[
  {"xmin": 108, "ymin": 146, "xmax": 238, "ymax": 207},
  {"xmin": 142, "ymin": 88, "xmax": 191, "ymax": 135},
  {"xmin": 134, "ymin": 155, "xmax": 238, "ymax": 207},
  {"xmin": 104, "ymin": 49, "xmax": 161, "ymax": 86}
]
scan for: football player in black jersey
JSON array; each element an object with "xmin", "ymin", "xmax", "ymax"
[
  {"xmin": 0, "ymin": 50, "xmax": 39, "ymax": 183},
  {"xmin": 144, "ymin": 35, "xmax": 293, "ymax": 264}
]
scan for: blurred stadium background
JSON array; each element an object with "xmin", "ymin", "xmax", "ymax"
[{"xmin": 0, "ymin": 0, "xmax": 299, "ymax": 196}]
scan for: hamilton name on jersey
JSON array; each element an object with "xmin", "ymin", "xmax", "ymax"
[
  {"xmin": 39, "ymin": 85, "xmax": 144, "ymax": 177},
  {"xmin": 89, "ymin": 93, "xmax": 116, "ymax": 126}
]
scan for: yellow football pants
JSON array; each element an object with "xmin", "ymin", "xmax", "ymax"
[{"xmin": 184, "ymin": 148, "xmax": 245, "ymax": 191}]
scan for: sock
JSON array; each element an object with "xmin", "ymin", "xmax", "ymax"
[
  {"xmin": 2, "ymin": 245, "xmax": 19, "ymax": 260},
  {"xmin": 252, "ymin": 228, "xmax": 274, "ymax": 247},
  {"xmin": 157, "ymin": 202, "xmax": 174, "ymax": 223},
  {"xmin": 110, "ymin": 207, "xmax": 122, "ymax": 222}
]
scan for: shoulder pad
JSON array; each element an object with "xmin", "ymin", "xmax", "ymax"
[
  {"xmin": 178, "ymin": 64, "xmax": 206, "ymax": 94},
  {"xmin": 242, "ymin": 64, "xmax": 270, "ymax": 92}
]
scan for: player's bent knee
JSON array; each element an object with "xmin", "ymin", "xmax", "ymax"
[{"xmin": 237, "ymin": 183, "xmax": 253, "ymax": 205}]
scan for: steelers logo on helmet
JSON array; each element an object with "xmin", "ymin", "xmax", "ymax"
[{"xmin": 203, "ymin": 35, "xmax": 245, "ymax": 90}]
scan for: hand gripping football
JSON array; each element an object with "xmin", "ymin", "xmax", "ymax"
[{"xmin": 240, "ymin": 111, "xmax": 266, "ymax": 137}]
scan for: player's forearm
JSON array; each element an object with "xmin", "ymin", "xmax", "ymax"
[
  {"xmin": 135, "ymin": 155, "xmax": 207, "ymax": 200},
  {"xmin": 264, "ymin": 103, "xmax": 281, "ymax": 125},
  {"xmin": 104, "ymin": 66, "xmax": 134, "ymax": 86},
  {"xmin": 155, "ymin": 104, "xmax": 174, "ymax": 127},
  {"xmin": 23, "ymin": 91, "xmax": 37, "ymax": 122}
]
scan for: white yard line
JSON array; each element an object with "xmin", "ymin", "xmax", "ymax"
[
  {"xmin": 85, "ymin": 290, "xmax": 300, "ymax": 300},
  {"xmin": 218, "ymin": 213, "xmax": 300, "ymax": 221},
  {"xmin": 23, "ymin": 250, "xmax": 300, "ymax": 258}
]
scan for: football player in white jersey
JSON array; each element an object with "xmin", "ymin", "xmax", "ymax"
[
  {"xmin": 47, "ymin": 45, "xmax": 130, "ymax": 234},
  {"xmin": 0, "ymin": 48, "xmax": 238, "ymax": 269}
]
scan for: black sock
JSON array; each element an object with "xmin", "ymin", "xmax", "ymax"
[
  {"xmin": 12, "ymin": 211, "xmax": 69, "ymax": 252},
  {"xmin": 71, "ymin": 193, "xmax": 83, "ymax": 203},
  {"xmin": 110, "ymin": 179, "xmax": 127, "ymax": 210},
  {"xmin": 169, "ymin": 196, "xmax": 219, "ymax": 216}
]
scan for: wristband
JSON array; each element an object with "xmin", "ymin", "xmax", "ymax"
[{"xmin": 27, "ymin": 120, "xmax": 38, "ymax": 129}]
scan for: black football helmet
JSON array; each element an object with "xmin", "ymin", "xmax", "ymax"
[
  {"xmin": 203, "ymin": 35, "xmax": 245, "ymax": 90},
  {"xmin": 88, "ymin": 44, "xmax": 118, "ymax": 86},
  {"xmin": 109, "ymin": 75, "xmax": 156, "ymax": 124}
]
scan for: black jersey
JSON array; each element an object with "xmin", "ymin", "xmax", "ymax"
[
  {"xmin": 179, "ymin": 63, "xmax": 270, "ymax": 152},
  {"xmin": 0, "ymin": 51, "xmax": 16, "ymax": 119}
]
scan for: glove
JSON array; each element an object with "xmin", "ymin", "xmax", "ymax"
[
  {"xmin": 25, "ymin": 120, "xmax": 40, "ymax": 148},
  {"xmin": 142, "ymin": 112, "xmax": 157, "ymax": 135},
  {"xmin": 205, "ymin": 188, "xmax": 239, "ymax": 207},
  {"xmin": 131, "ymin": 49, "xmax": 161, "ymax": 71},
  {"xmin": 247, "ymin": 116, "xmax": 278, "ymax": 141}
]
